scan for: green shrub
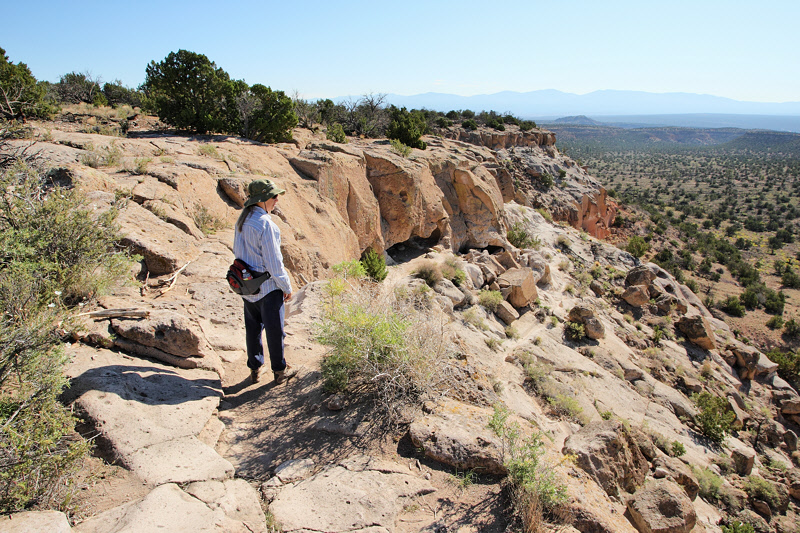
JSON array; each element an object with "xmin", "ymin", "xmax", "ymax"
[
  {"xmin": 766, "ymin": 348, "xmax": 800, "ymax": 384},
  {"xmin": 144, "ymin": 49, "xmax": 242, "ymax": 134},
  {"xmin": 316, "ymin": 282, "xmax": 452, "ymax": 419},
  {"xmin": 539, "ymin": 173, "xmax": 554, "ymax": 189},
  {"xmin": 326, "ymin": 122, "xmax": 347, "ymax": 143},
  {"xmin": 719, "ymin": 295, "xmax": 746, "ymax": 317},
  {"xmin": 692, "ymin": 392, "xmax": 735, "ymax": 444},
  {"xmin": 626, "ymin": 235, "xmax": 650, "ymax": 258},
  {"xmin": 462, "ymin": 119, "xmax": 478, "ymax": 131},
  {"xmin": 743, "ymin": 476, "xmax": 781, "ymax": 511},
  {"xmin": 507, "ymin": 222, "xmax": 538, "ymax": 249},
  {"xmin": 478, "ymin": 290, "xmax": 503, "ymax": 311},
  {"xmin": 414, "ymin": 261, "xmax": 442, "ymax": 287},
  {"xmin": 564, "ymin": 321, "xmax": 586, "ymax": 341},
  {"xmin": 721, "ymin": 523, "xmax": 755, "ymax": 533},
  {"xmin": 0, "ymin": 162, "xmax": 132, "ymax": 512},
  {"xmin": 766, "ymin": 315, "xmax": 784, "ymax": 329},
  {"xmin": 489, "ymin": 404, "xmax": 567, "ymax": 529},
  {"xmin": 389, "ymin": 138, "xmax": 412, "ymax": 158},
  {"xmin": 692, "ymin": 465, "xmax": 722, "ymax": 501},
  {"xmin": 360, "ymin": 248, "xmax": 387, "ymax": 282},
  {"xmin": 331, "ymin": 259, "xmax": 366, "ymax": 279},
  {"xmin": 386, "ymin": 105, "xmax": 427, "ymax": 150},
  {"xmin": 784, "ymin": 317, "xmax": 800, "ymax": 337},
  {"xmin": 0, "ymin": 48, "xmax": 54, "ymax": 120},
  {"xmin": 440, "ymin": 258, "xmax": 466, "ymax": 287},
  {"xmin": 670, "ymin": 441, "xmax": 686, "ymax": 457},
  {"xmin": 519, "ymin": 120, "xmax": 536, "ymax": 131}
]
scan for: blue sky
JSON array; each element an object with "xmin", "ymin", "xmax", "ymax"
[{"xmin": 3, "ymin": 0, "xmax": 798, "ymax": 103}]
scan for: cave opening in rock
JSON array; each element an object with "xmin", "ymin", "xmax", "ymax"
[{"xmin": 386, "ymin": 230, "xmax": 442, "ymax": 263}]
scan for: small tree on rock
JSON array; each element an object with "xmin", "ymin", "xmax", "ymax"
[{"xmin": 387, "ymin": 105, "xmax": 427, "ymax": 150}]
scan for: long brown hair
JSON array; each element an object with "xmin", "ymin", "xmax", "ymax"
[{"xmin": 235, "ymin": 205, "xmax": 255, "ymax": 232}]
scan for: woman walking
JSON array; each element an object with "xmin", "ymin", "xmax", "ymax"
[{"xmin": 233, "ymin": 179, "xmax": 297, "ymax": 385}]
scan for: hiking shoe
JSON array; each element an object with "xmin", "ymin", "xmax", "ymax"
[
  {"xmin": 274, "ymin": 365, "xmax": 297, "ymax": 385},
  {"xmin": 250, "ymin": 367, "xmax": 263, "ymax": 384}
]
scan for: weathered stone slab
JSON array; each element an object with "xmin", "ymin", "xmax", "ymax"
[
  {"xmin": 63, "ymin": 345, "xmax": 222, "ymax": 460},
  {"xmin": 185, "ymin": 479, "xmax": 267, "ymax": 533},
  {"xmin": 409, "ymin": 399, "xmax": 506, "ymax": 475},
  {"xmin": 1, "ymin": 510, "xmax": 72, "ymax": 533},
  {"xmin": 126, "ymin": 436, "xmax": 234, "ymax": 486},
  {"xmin": 72, "ymin": 483, "xmax": 249, "ymax": 533},
  {"xmin": 269, "ymin": 457, "xmax": 434, "ymax": 532}
]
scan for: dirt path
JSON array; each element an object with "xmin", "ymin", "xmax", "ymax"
[{"xmin": 214, "ymin": 261, "xmax": 514, "ymax": 532}]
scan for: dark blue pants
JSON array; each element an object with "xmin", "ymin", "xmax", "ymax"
[{"xmin": 243, "ymin": 289, "xmax": 287, "ymax": 372}]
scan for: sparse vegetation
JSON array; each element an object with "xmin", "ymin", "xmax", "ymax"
[
  {"xmin": 489, "ymin": 404, "xmax": 568, "ymax": 531},
  {"xmin": 414, "ymin": 261, "xmax": 442, "ymax": 287},
  {"xmin": 478, "ymin": 290, "xmax": 503, "ymax": 311},
  {"xmin": 508, "ymin": 222, "xmax": 539, "ymax": 249},
  {"xmin": 316, "ymin": 280, "xmax": 453, "ymax": 419},
  {"xmin": 0, "ymin": 162, "xmax": 132, "ymax": 512}
]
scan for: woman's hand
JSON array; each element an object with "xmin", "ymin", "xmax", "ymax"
[{"xmin": 283, "ymin": 292, "xmax": 292, "ymax": 302}]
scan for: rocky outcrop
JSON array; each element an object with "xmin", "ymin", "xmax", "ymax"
[
  {"xmin": 496, "ymin": 268, "xmax": 538, "ymax": 308},
  {"xmin": 73, "ymin": 482, "xmax": 265, "ymax": 533},
  {"xmin": 676, "ymin": 314, "xmax": 716, "ymax": 350},
  {"xmin": 62, "ymin": 345, "xmax": 231, "ymax": 487},
  {"xmin": 626, "ymin": 479, "xmax": 697, "ymax": 533},
  {"xmin": 562, "ymin": 420, "xmax": 649, "ymax": 497},
  {"xmin": 568, "ymin": 304, "xmax": 606, "ymax": 340},
  {"xmin": 440, "ymin": 127, "xmax": 556, "ymax": 150},
  {"xmin": 409, "ymin": 399, "xmax": 506, "ymax": 475}
]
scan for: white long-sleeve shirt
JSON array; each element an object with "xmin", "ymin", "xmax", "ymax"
[{"xmin": 232, "ymin": 207, "xmax": 292, "ymax": 303}]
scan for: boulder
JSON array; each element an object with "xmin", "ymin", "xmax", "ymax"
[
  {"xmin": 1, "ymin": 511, "xmax": 72, "ymax": 533},
  {"xmin": 523, "ymin": 251, "xmax": 552, "ymax": 286},
  {"xmin": 731, "ymin": 447, "xmax": 756, "ymax": 476},
  {"xmin": 562, "ymin": 420, "xmax": 649, "ymax": 497},
  {"xmin": 652, "ymin": 457, "xmax": 699, "ymax": 500},
  {"xmin": 787, "ymin": 468, "xmax": 800, "ymax": 499},
  {"xmin": 111, "ymin": 310, "xmax": 215, "ymax": 360},
  {"xmin": 626, "ymin": 479, "xmax": 696, "ymax": 533},
  {"xmin": 728, "ymin": 396, "xmax": 750, "ymax": 430},
  {"xmin": 269, "ymin": 456, "xmax": 435, "ymax": 532},
  {"xmin": 433, "ymin": 278, "xmax": 467, "ymax": 307},
  {"xmin": 567, "ymin": 304, "xmax": 605, "ymax": 340},
  {"xmin": 495, "ymin": 300, "xmax": 520, "ymax": 325},
  {"xmin": 676, "ymin": 314, "xmax": 716, "ymax": 350},
  {"xmin": 622, "ymin": 285, "xmax": 651, "ymax": 307},
  {"xmin": 626, "ymin": 265, "xmax": 657, "ymax": 287},
  {"xmin": 409, "ymin": 399, "xmax": 506, "ymax": 475},
  {"xmin": 496, "ymin": 268, "xmax": 538, "ymax": 308},
  {"xmin": 462, "ymin": 262, "xmax": 484, "ymax": 289}
]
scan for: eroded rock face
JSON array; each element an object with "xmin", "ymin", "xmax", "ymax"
[
  {"xmin": 562, "ymin": 420, "xmax": 648, "ymax": 497},
  {"xmin": 622, "ymin": 285, "xmax": 651, "ymax": 307},
  {"xmin": 626, "ymin": 479, "xmax": 697, "ymax": 533},
  {"xmin": 409, "ymin": 399, "xmax": 506, "ymax": 475},
  {"xmin": 676, "ymin": 314, "xmax": 716, "ymax": 350},
  {"xmin": 111, "ymin": 310, "xmax": 215, "ymax": 360},
  {"xmin": 88, "ymin": 192, "xmax": 201, "ymax": 276},
  {"xmin": 652, "ymin": 457, "xmax": 699, "ymax": 501}
]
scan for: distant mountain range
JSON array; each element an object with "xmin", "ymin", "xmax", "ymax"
[{"xmin": 336, "ymin": 90, "xmax": 800, "ymax": 132}]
